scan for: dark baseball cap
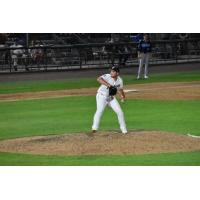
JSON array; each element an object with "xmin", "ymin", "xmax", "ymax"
[{"xmin": 111, "ymin": 66, "xmax": 120, "ymax": 73}]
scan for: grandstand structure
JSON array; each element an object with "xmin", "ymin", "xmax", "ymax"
[{"xmin": 0, "ymin": 33, "xmax": 200, "ymax": 73}]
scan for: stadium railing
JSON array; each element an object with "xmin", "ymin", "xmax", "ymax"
[{"xmin": 0, "ymin": 38, "xmax": 200, "ymax": 73}]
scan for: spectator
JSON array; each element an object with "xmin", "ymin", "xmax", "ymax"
[
  {"xmin": 102, "ymin": 38, "xmax": 117, "ymax": 65},
  {"xmin": 30, "ymin": 41, "xmax": 44, "ymax": 68},
  {"xmin": 10, "ymin": 42, "xmax": 24, "ymax": 71},
  {"xmin": 118, "ymin": 45, "xmax": 130, "ymax": 66}
]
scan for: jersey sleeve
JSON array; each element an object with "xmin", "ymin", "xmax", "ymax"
[{"xmin": 100, "ymin": 74, "xmax": 110, "ymax": 82}]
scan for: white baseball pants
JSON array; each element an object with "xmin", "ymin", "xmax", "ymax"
[
  {"xmin": 92, "ymin": 93, "xmax": 127, "ymax": 133},
  {"xmin": 138, "ymin": 53, "xmax": 150, "ymax": 78}
]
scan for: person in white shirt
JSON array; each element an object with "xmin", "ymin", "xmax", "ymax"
[
  {"xmin": 10, "ymin": 42, "xmax": 24, "ymax": 71},
  {"xmin": 92, "ymin": 66, "xmax": 128, "ymax": 134}
]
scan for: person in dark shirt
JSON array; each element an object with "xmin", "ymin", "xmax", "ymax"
[
  {"xmin": 118, "ymin": 45, "xmax": 130, "ymax": 66},
  {"xmin": 137, "ymin": 34, "xmax": 152, "ymax": 79}
]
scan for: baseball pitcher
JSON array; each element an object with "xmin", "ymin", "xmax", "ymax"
[{"xmin": 92, "ymin": 66, "xmax": 128, "ymax": 134}]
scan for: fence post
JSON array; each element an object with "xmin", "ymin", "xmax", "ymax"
[
  {"xmin": 8, "ymin": 49, "xmax": 12, "ymax": 72},
  {"xmin": 44, "ymin": 48, "xmax": 47, "ymax": 71},
  {"xmin": 175, "ymin": 42, "xmax": 178, "ymax": 64},
  {"xmin": 79, "ymin": 50, "xmax": 82, "ymax": 69}
]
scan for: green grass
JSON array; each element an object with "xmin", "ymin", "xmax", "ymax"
[
  {"xmin": 0, "ymin": 151, "xmax": 200, "ymax": 166},
  {"xmin": 0, "ymin": 70, "xmax": 199, "ymax": 94},
  {"xmin": 0, "ymin": 77, "xmax": 99, "ymax": 94},
  {"xmin": 0, "ymin": 96, "xmax": 200, "ymax": 140},
  {"xmin": 0, "ymin": 70, "xmax": 199, "ymax": 165}
]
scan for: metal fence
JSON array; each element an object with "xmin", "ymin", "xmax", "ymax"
[{"xmin": 1, "ymin": 38, "xmax": 200, "ymax": 73}]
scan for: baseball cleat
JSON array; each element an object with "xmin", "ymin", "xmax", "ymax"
[{"xmin": 144, "ymin": 75, "xmax": 149, "ymax": 79}]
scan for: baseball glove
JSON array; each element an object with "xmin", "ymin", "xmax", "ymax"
[{"xmin": 108, "ymin": 86, "xmax": 117, "ymax": 96}]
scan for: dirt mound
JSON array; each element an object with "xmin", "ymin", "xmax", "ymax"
[
  {"xmin": 0, "ymin": 131, "xmax": 200, "ymax": 156},
  {"xmin": 0, "ymin": 81, "xmax": 199, "ymax": 101}
]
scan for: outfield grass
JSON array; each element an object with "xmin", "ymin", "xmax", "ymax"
[
  {"xmin": 0, "ymin": 70, "xmax": 199, "ymax": 94},
  {"xmin": 0, "ymin": 151, "xmax": 200, "ymax": 166},
  {"xmin": 0, "ymin": 96, "xmax": 199, "ymax": 140}
]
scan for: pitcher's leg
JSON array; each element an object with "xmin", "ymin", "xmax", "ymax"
[
  {"xmin": 109, "ymin": 98, "xmax": 127, "ymax": 134},
  {"xmin": 92, "ymin": 94, "xmax": 107, "ymax": 131}
]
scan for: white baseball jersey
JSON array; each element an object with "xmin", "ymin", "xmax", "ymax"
[
  {"xmin": 97, "ymin": 74, "xmax": 123, "ymax": 96},
  {"xmin": 10, "ymin": 44, "xmax": 24, "ymax": 55}
]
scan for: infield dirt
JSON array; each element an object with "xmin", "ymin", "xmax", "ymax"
[
  {"xmin": 0, "ymin": 81, "xmax": 199, "ymax": 101},
  {"xmin": 0, "ymin": 131, "xmax": 200, "ymax": 156}
]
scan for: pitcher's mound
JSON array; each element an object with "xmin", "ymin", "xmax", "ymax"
[{"xmin": 0, "ymin": 131, "xmax": 200, "ymax": 156}]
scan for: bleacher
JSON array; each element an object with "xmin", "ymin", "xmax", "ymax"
[{"xmin": 1, "ymin": 33, "xmax": 200, "ymax": 73}]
